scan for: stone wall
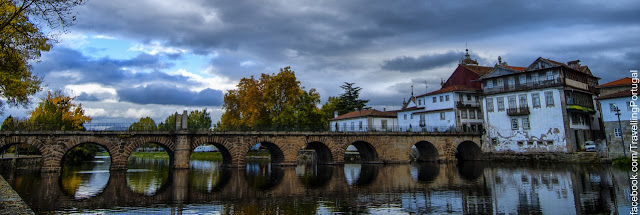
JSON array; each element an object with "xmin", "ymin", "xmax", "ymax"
[
  {"xmin": 0, "ymin": 156, "xmax": 42, "ymax": 171},
  {"xmin": 603, "ymin": 121, "xmax": 631, "ymax": 158},
  {"xmin": 0, "ymin": 174, "xmax": 34, "ymax": 215}
]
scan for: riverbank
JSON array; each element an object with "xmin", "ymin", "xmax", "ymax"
[
  {"xmin": 484, "ymin": 152, "xmax": 610, "ymax": 163},
  {"xmin": 0, "ymin": 174, "xmax": 34, "ymax": 215}
]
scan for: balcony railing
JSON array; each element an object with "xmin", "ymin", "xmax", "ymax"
[
  {"xmin": 456, "ymin": 101, "xmax": 480, "ymax": 108},
  {"xmin": 484, "ymin": 78, "xmax": 563, "ymax": 94},
  {"xmin": 332, "ymin": 125, "xmax": 481, "ymax": 134},
  {"xmin": 566, "ymin": 97, "xmax": 595, "ymax": 108},
  {"xmin": 507, "ymin": 106, "xmax": 530, "ymax": 116}
]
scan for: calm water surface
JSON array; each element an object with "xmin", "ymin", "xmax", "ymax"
[{"xmin": 0, "ymin": 156, "xmax": 633, "ymax": 214}]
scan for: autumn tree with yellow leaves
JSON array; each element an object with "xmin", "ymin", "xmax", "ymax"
[
  {"xmin": 0, "ymin": 0, "xmax": 85, "ymax": 114},
  {"xmin": 218, "ymin": 67, "xmax": 325, "ymax": 131},
  {"xmin": 29, "ymin": 91, "xmax": 92, "ymax": 130}
]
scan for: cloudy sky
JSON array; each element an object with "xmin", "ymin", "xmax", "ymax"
[{"xmin": 3, "ymin": 0, "xmax": 640, "ymax": 123}]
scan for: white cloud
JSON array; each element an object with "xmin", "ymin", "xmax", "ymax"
[
  {"xmin": 170, "ymin": 69, "xmax": 237, "ymax": 92},
  {"xmin": 128, "ymin": 41, "xmax": 187, "ymax": 55},
  {"xmin": 56, "ymin": 32, "xmax": 89, "ymax": 48},
  {"xmin": 93, "ymin": 35, "xmax": 117, "ymax": 40},
  {"xmin": 84, "ymin": 108, "xmax": 109, "ymax": 117}
]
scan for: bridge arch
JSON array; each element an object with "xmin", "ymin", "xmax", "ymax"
[
  {"xmin": 348, "ymin": 141, "xmax": 379, "ymax": 163},
  {"xmin": 455, "ymin": 141, "xmax": 482, "ymax": 161},
  {"xmin": 412, "ymin": 141, "xmax": 439, "ymax": 162},
  {"xmin": 247, "ymin": 141, "xmax": 285, "ymax": 164},
  {"xmin": 123, "ymin": 136, "xmax": 176, "ymax": 168},
  {"xmin": 0, "ymin": 137, "xmax": 47, "ymax": 158},
  {"xmin": 191, "ymin": 139, "xmax": 233, "ymax": 166},
  {"xmin": 303, "ymin": 141, "xmax": 333, "ymax": 164}
]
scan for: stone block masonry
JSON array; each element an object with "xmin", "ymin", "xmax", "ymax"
[{"xmin": 0, "ymin": 174, "xmax": 34, "ymax": 215}]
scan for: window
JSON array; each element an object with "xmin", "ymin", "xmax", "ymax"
[
  {"xmin": 343, "ymin": 123, "xmax": 346, "ymax": 131},
  {"xmin": 487, "ymin": 98, "xmax": 494, "ymax": 112},
  {"xmin": 520, "ymin": 75, "xmax": 526, "ymax": 85},
  {"xmin": 497, "ymin": 78, "xmax": 504, "ymax": 87},
  {"xmin": 469, "ymin": 110, "xmax": 476, "ymax": 119},
  {"xmin": 461, "ymin": 110, "xmax": 467, "ymax": 119},
  {"xmin": 359, "ymin": 121, "xmax": 363, "ymax": 130},
  {"xmin": 614, "ymin": 128, "xmax": 622, "ymax": 138},
  {"xmin": 532, "ymin": 73, "xmax": 539, "ymax": 83},
  {"xmin": 522, "ymin": 117, "xmax": 530, "ymax": 130},
  {"xmin": 440, "ymin": 96, "xmax": 443, "ymax": 102},
  {"xmin": 507, "ymin": 77, "xmax": 515, "ymax": 87},
  {"xmin": 466, "ymin": 95, "xmax": 471, "ymax": 100},
  {"xmin": 433, "ymin": 97, "xmax": 437, "ymax": 103},
  {"xmin": 477, "ymin": 110, "xmax": 483, "ymax": 119},
  {"xmin": 420, "ymin": 114, "xmax": 425, "ymax": 125},
  {"xmin": 381, "ymin": 120, "xmax": 388, "ymax": 129},
  {"xmin": 410, "ymin": 114, "xmax": 413, "ymax": 119},
  {"xmin": 418, "ymin": 100, "xmax": 422, "ymax": 105},
  {"xmin": 545, "ymin": 91, "xmax": 554, "ymax": 107},
  {"xmin": 404, "ymin": 114, "xmax": 407, "ymax": 120},
  {"xmin": 446, "ymin": 95, "xmax": 450, "ymax": 101},
  {"xmin": 546, "ymin": 71, "xmax": 554, "ymax": 80},
  {"xmin": 508, "ymin": 96, "xmax": 517, "ymax": 109},
  {"xmin": 487, "ymin": 80, "xmax": 494, "ymax": 88},
  {"xmin": 351, "ymin": 122, "xmax": 354, "ymax": 130},
  {"xmin": 532, "ymin": 93, "xmax": 541, "ymax": 108},
  {"xmin": 497, "ymin": 97, "xmax": 505, "ymax": 111},
  {"xmin": 440, "ymin": 112, "xmax": 445, "ymax": 120},
  {"xmin": 609, "ymin": 103, "xmax": 618, "ymax": 112},
  {"xmin": 519, "ymin": 94, "xmax": 528, "ymax": 108},
  {"xmin": 511, "ymin": 118, "xmax": 519, "ymax": 130}
]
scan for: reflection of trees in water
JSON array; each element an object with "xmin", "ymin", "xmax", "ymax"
[
  {"xmin": 344, "ymin": 164, "xmax": 379, "ymax": 186},
  {"xmin": 189, "ymin": 160, "xmax": 231, "ymax": 193},
  {"xmin": 295, "ymin": 164, "xmax": 333, "ymax": 188},
  {"xmin": 245, "ymin": 161, "xmax": 284, "ymax": 191},
  {"xmin": 410, "ymin": 162, "xmax": 440, "ymax": 183},
  {"xmin": 60, "ymin": 155, "xmax": 111, "ymax": 199},
  {"xmin": 126, "ymin": 157, "xmax": 170, "ymax": 196}
]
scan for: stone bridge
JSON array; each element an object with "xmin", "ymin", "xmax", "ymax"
[{"xmin": 0, "ymin": 131, "xmax": 483, "ymax": 172}]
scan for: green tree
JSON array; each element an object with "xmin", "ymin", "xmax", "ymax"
[
  {"xmin": 320, "ymin": 96, "xmax": 340, "ymax": 119},
  {"xmin": 219, "ymin": 67, "xmax": 325, "ymax": 131},
  {"xmin": 29, "ymin": 90, "xmax": 92, "ymax": 130},
  {"xmin": 129, "ymin": 117, "xmax": 157, "ymax": 131},
  {"xmin": 0, "ymin": 0, "xmax": 85, "ymax": 115},
  {"xmin": 188, "ymin": 108, "xmax": 212, "ymax": 131},
  {"xmin": 336, "ymin": 82, "xmax": 369, "ymax": 115},
  {"xmin": 158, "ymin": 114, "xmax": 176, "ymax": 131}
]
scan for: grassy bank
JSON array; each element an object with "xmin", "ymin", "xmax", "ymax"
[
  {"xmin": 190, "ymin": 152, "xmax": 222, "ymax": 161},
  {"xmin": 130, "ymin": 152, "xmax": 170, "ymax": 159}
]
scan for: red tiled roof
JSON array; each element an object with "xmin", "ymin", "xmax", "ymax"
[
  {"xmin": 597, "ymin": 77, "xmax": 631, "ymax": 88},
  {"xmin": 596, "ymin": 90, "xmax": 631, "ymax": 100},
  {"xmin": 330, "ymin": 109, "xmax": 397, "ymax": 121},
  {"xmin": 461, "ymin": 65, "xmax": 493, "ymax": 75},
  {"xmin": 505, "ymin": 66, "xmax": 526, "ymax": 71},
  {"xmin": 417, "ymin": 85, "xmax": 480, "ymax": 97}
]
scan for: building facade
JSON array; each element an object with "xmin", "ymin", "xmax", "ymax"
[
  {"xmin": 330, "ymin": 109, "xmax": 398, "ymax": 132},
  {"xmin": 397, "ymin": 49, "xmax": 491, "ymax": 132},
  {"xmin": 480, "ymin": 58, "xmax": 601, "ymax": 153},
  {"xmin": 597, "ymin": 77, "xmax": 632, "ymax": 157}
]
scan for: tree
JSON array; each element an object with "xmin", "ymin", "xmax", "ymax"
[
  {"xmin": 336, "ymin": 82, "xmax": 369, "ymax": 115},
  {"xmin": 158, "ymin": 109, "xmax": 212, "ymax": 131},
  {"xmin": 320, "ymin": 96, "xmax": 340, "ymax": 119},
  {"xmin": 188, "ymin": 108, "xmax": 212, "ymax": 131},
  {"xmin": 29, "ymin": 90, "xmax": 91, "ymax": 130},
  {"xmin": 129, "ymin": 117, "xmax": 157, "ymax": 131},
  {"xmin": 0, "ymin": 0, "xmax": 85, "ymax": 114},
  {"xmin": 219, "ymin": 67, "xmax": 325, "ymax": 131}
]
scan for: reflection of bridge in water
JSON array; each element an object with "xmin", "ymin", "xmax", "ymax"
[{"xmin": 5, "ymin": 162, "xmax": 624, "ymax": 214}]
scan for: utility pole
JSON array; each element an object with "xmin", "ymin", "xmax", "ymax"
[{"xmin": 614, "ymin": 104, "xmax": 627, "ymax": 156}]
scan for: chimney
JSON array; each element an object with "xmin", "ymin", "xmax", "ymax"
[{"xmin": 567, "ymin": 60, "xmax": 581, "ymax": 70}]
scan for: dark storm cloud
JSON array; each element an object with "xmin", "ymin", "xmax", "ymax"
[
  {"xmin": 33, "ymin": 47, "xmax": 193, "ymax": 89},
  {"xmin": 382, "ymin": 51, "xmax": 460, "ymax": 72},
  {"xmin": 117, "ymin": 84, "xmax": 223, "ymax": 106}
]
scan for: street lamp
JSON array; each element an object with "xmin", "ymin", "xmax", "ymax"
[{"xmin": 613, "ymin": 104, "xmax": 627, "ymax": 157}]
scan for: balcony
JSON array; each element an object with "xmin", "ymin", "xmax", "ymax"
[
  {"xmin": 507, "ymin": 106, "xmax": 530, "ymax": 116},
  {"xmin": 484, "ymin": 78, "xmax": 563, "ymax": 94},
  {"xmin": 456, "ymin": 101, "xmax": 480, "ymax": 108}
]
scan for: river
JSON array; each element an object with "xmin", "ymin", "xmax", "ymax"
[{"xmin": 0, "ymin": 156, "xmax": 633, "ymax": 214}]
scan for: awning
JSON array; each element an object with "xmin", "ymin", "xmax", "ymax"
[{"xmin": 566, "ymin": 105, "xmax": 596, "ymax": 114}]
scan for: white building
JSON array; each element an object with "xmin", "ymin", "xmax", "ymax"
[
  {"xmin": 397, "ymin": 49, "xmax": 490, "ymax": 132},
  {"xmin": 329, "ymin": 109, "xmax": 398, "ymax": 132},
  {"xmin": 480, "ymin": 58, "xmax": 601, "ymax": 153},
  {"xmin": 596, "ymin": 77, "xmax": 632, "ymax": 157}
]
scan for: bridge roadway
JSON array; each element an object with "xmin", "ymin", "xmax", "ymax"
[
  {"xmin": 0, "ymin": 131, "xmax": 483, "ymax": 172},
  {"xmin": 7, "ymin": 163, "xmax": 493, "ymax": 213}
]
